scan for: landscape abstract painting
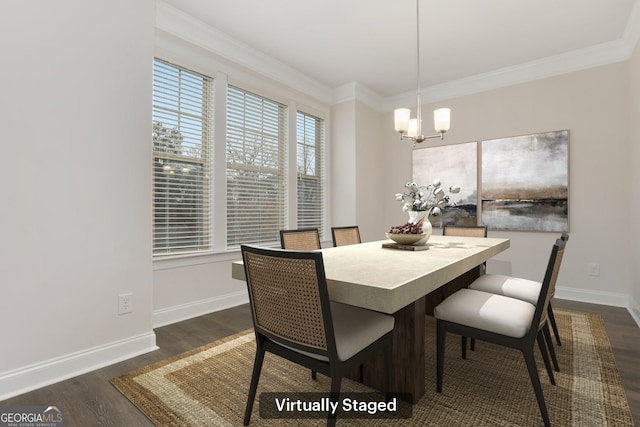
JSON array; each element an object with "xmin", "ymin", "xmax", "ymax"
[
  {"xmin": 413, "ymin": 142, "xmax": 478, "ymax": 227},
  {"xmin": 481, "ymin": 130, "xmax": 568, "ymax": 232}
]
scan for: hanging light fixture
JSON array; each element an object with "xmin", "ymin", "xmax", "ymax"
[{"xmin": 394, "ymin": 0, "xmax": 450, "ymax": 144}]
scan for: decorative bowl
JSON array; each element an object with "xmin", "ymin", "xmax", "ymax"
[{"xmin": 385, "ymin": 232, "xmax": 427, "ymax": 246}]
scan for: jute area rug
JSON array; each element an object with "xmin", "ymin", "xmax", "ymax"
[{"xmin": 111, "ymin": 309, "xmax": 634, "ymax": 426}]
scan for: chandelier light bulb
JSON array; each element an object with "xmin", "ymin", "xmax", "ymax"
[
  {"xmin": 434, "ymin": 108, "xmax": 451, "ymax": 133},
  {"xmin": 394, "ymin": 108, "xmax": 411, "ymax": 133}
]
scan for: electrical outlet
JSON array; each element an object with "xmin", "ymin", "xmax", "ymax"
[
  {"xmin": 118, "ymin": 293, "xmax": 133, "ymax": 315},
  {"xmin": 587, "ymin": 262, "xmax": 600, "ymax": 277}
]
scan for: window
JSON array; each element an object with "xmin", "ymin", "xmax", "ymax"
[
  {"xmin": 226, "ymin": 86, "xmax": 287, "ymax": 248},
  {"xmin": 152, "ymin": 59, "xmax": 212, "ymax": 256},
  {"xmin": 152, "ymin": 58, "xmax": 327, "ymax": 258},
  {"xmin": 296, "ymin": 112, "xmax": 325, "ymax": 234}
]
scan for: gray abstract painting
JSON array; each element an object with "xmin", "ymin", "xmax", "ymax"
[
  {"xmin": 481, "ymin": 130, "xmax": 569, "ymax": 232},
  {"xmin": 413, "ymin": 142, "xmax": 478, "ymax": 227}
]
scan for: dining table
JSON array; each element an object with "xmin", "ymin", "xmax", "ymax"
[{"xmin": 231, "ymin": 234, "xmax": 510, "ymax": 403}]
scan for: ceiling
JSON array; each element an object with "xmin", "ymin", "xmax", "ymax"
[{"xmin": 159, "ymin": 0, "xmax": 639, "ymax": 101}]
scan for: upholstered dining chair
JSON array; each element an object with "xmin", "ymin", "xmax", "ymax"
[
  {"xmin": 331, "ymin": 225, "xmax": 361, "ymax": 247},
  {"xmin": 443, "ymin": 225, "xmax": 488, "ymax": 274},
  {"xmin": 279, "ymin": 227, "xmax": 321, "ymax": 250},
  {"xmin": 441, "ymin": 225, "xmax": 488, "ymax": 352},
  {"xmin": 241, "ymin": 245, "xmax": 395, "ymax": 427},
  {"xmin": 434, "ymin": 238, "xmax": 565, "ymax": 427},
  {"xmin": 468, "ymin": 232, "xmax": 569, "ymax": 371}
]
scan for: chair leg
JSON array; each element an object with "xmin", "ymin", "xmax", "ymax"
[
  {"xmin": 460, "ymin": 337, "xmax": 475, "ymax": 358},
  {"xmin": 244, "ymin": 345, "xmax": 266, "ymax": 426},
  {"xmin": 437, "ymin": 321, "xmax": 446, "ymax": 392},
  {"xmin": 461, "ymin": 336, "xmax": 467, "ymax": 359},
  {"xmin": 523, "ymin": 348, "xmax": 551, "ymax": 427},
  {"xmin": 327, "ymin": 375, "xmax": 342, "ymax": 427},
  {"xmin": 542, "ymin": 323, "xmax": 560, "ymax": 372},
  {"xmin": 536, "ymin": 330, "xmax": 556, "ymax": 385},
  {"xmin": 548, "ymin": 302, "xmax": 562, "ymax": 346}
]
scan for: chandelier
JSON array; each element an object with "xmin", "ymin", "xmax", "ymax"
[{"xmin": 394, "ymin": 0, "xmax": 450, "ymax": 144}]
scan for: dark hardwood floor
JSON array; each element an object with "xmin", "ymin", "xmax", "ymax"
[{"xmin": 2, "ymin": 300, "xmax": 638, "ymax": 426}]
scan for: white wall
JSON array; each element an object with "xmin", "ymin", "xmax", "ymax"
[
  {"xmin": 354, "ymin": 101, "xmax": 386, "ymax": 242},
  {"xmin": 329, "ymin": 99, "xmax": 385, "ymax": 243},
  {"xmin": 330, "ymin": 101, "xmax": 358, "ymax": 229},
  {"xmin": 0, "ymin": 0, "xmax": 155, "ymax": 399},
  {"xmin": 629, "ymin": 38, "xmax": 640, "ymax": 321},
  {"xmin": 382, "ymin": 62, "xmax": 635, "ymax": 310}
]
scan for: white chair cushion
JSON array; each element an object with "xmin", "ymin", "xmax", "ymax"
[
  {"xmin": 469, "ymin": 274, "xmax": 541, "ymax": 305},
  {"xmin": 280, "ymin": 302, "xmax": 394, "ymax": 362},
  {"xmin": 434, "ymin": 289, "xmax": 536, "ymax": 338},
  {"xmin": 331, "ymin": 302, "xmax": 395, "ymax": 361}
]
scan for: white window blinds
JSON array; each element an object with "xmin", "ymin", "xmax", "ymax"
[
  {"xmin": 226, "ymin": 86, "xmax": 287, "ymax": 248},
  {"xmin": 152, "ymin": 59, "xmax": 212, "ymax": 256},
  {"xmin": 296, "ymin": 112, "xmax": 325, "ymax": 234}
]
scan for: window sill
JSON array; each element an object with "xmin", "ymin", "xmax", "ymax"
[
  {"xmin": 152, "ymin": 240, "xmax": 332, "ymax": 270},
  {"xmin": 153, "ymin": 250, "xmax": 241, "ymax": 270}
]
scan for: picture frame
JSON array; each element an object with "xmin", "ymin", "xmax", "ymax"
[
  {"xmin": 481, "ymin": 130, "xmax": 569, "ymax": 232},
  {"xmin": 412, "ymin": 142, "xmax": 478, "ymax": 227}
]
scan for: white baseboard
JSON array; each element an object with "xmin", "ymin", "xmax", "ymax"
[
  {"xmin": 627, "ymin": 295, "xmax": 640, "ymax": 328},
  {"xmin": 555, "ymin": 286, "xmax": 629, "ymax": 307},
  {"xmin": 152, "ymin": 290, "xmax": 249, "ymax": 328},
  {"xmin": 555, "ymin": 286, "xmax": 640, "ymax": 327},
  {"xmin": 0, "ymin": 332, "xmax": 157, "ymax": 402},
  {"xmin": 1, "ymin": 292, "xmax": 248, "ymax": 402}
]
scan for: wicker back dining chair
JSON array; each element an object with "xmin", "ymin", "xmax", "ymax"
[
  {"xmin": 331, "ymin": 226, "xmax": 361, "ymax": 247},
  {"xmin": 442, "ymin": 225, "xmax": 487, "ymax": 238},
  {"xmin": 443, "ymin": 225, "xmax": 488, "ymax": 272},
  {"xmin": 279, "ymin": 228, "xmax": 321, "ymax": 250},
  {"xmin": 434, "ymin": 238, "xmax": 566, "ymax": 427},
  {"xmin": 241, "ymin": 245, "xmax": 394, "ymax": 427}
]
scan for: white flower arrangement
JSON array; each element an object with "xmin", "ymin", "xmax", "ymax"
[{"xmin": 394, "ymin": 179, "xmax": 461, "ymax": 216}]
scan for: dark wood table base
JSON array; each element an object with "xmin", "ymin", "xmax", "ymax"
[{"xmin": 353, "ymin": 266, "xmax": 482, "ymax": 403}]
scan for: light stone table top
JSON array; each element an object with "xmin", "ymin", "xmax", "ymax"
[{"xmin": 232, "ymin": 235, "xmax": 510, "ymax": 314}]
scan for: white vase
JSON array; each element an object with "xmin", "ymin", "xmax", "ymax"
[{"xmin": 407, "ymin": 210, "xmax": 432, "ymax": 245}]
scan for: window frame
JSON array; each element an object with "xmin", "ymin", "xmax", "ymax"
[
  {"xmin": 225, "ymin": 85, "xmax": 288, "ymax": 250},
  {"xmin": 296, "ymin": 110, "xmax": 326, "ymax": 236},
  {"xmin": 152, "ymin": 59, "xmax": 213, "ymax": 258},
  {"xmin": 151, "ymin": 57, "xmax": 329, "ymax": 263}
]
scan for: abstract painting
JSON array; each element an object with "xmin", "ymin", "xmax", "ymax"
[
  {"xmin": 412, "ymin": 142, "xmax": 478, "ymax": 227},
  {"xmin": 481, "ymin": 130, "xmax": 568, "ymax": 232}
]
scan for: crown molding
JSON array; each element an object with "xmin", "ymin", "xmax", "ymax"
[
  {"xmin": 385, "ymin": 0, "xmax": 640, "ymax": 111},
  {"xmin": 331, "ymin": 82, "xmax": 386, "ymax": 111},
  {"xmin": 156, "ymin": 0, "xmax": 640, "ymax": 112},
  {"xmin": 155, "ymin": 1, "xmax": 333, "ymax": 105},
  {"xmin": 383, "ymin": 37, "xmax": 634, "ymax": 111}
]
